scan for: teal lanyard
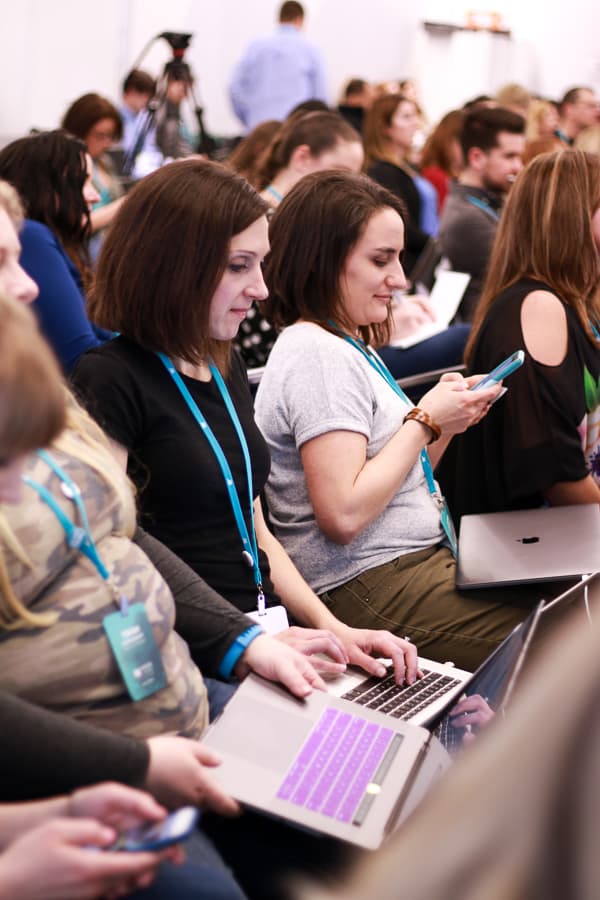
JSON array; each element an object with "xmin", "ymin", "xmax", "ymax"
[
  {"xmin": 590, "ymin": 319, "xmax": 600, "ymax": 341},
  {"xmin": 265, "ymin": 184, "xmax": 283, "ymax": 204},
  {"xmin": 466, "ymin": 194, "xmax": 500, "ymax": 222},
  {"xmin": 157, "ymin": 353, "xmax": 266, "ymax": 612},
  {"xmin": 328, "ymin": 323, "xmax": 439, "ymax": 496},
  {"xmin": 23, "ymin": 450, "xmax": 128, "ymax": 615}
]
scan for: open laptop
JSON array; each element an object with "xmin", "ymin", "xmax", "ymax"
[
  {"xmin": 202, "ymin": 603, "xmax": 543, "ymax": 849},
  {"xmin": 390, "ymin": 270, "xmax": 471, "ymax": 349},
  {"xmin": 456, "ymin": 504, "xmax": 600, "ymax": 589},
  {"xmin": 504, "ymin": 570, "xmax": 599, "ymax": 693}
]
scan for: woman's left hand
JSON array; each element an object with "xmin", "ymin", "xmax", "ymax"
[
  {"xmin": 234, "ymin": 633, "xmax": 329, "ymax": 697},
  {"xmin": 329, "ymin": 623, "xmax": 420, "ymax": 685}
]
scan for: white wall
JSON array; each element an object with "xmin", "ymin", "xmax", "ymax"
[{"xmin": 0, "ymin": 0, "xmax": 598, "ymax": 142}]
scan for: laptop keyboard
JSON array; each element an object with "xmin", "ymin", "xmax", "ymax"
[
  {"xmin": 341, "ymin": 666, "xmax": 462, "ymax": 720},
  {"xmin": 276, "ymin": 707, "xmax": 403, "ymax": 825}
]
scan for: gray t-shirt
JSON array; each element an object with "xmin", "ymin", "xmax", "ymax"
[{"xmin": 255, "ymin": 323, "xmax": 444, "ymax": 594}]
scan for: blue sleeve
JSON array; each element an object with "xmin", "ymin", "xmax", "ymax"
[
  {"xmin": 20, "ymin": 222, "xmax": 108, "ymax": 374},
  {"xmin": 229, "ymin": 47, "xmax": 254, "ymax": 126}
]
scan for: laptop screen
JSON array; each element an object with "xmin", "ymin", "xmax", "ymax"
[
  {"xmin": 429, "ymin": 606, "xmax": 541, "ymax": 757},
  {"xmin": 516, "ymin": 572, "xmax": 599, "ymax": 681}
]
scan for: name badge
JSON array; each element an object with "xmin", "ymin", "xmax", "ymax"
[
  {"xmin": 103, "ymin": 602, "xmax": 168, "ymax": 701},
  {"xmin": 246, "ymin": 604, "xmax": 290, "ymax": 634}
]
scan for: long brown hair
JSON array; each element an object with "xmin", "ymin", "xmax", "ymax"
[
  {"xmin": 465, "ymin": 149, "xmax": 600, "ymax": 363},
  {"xmin": 0, "ymin": 131, "xmax": 92, "ymax": 284},
  {"xmin": 363, "ymin": 94, "xmax": 416, "ymax": 169}
]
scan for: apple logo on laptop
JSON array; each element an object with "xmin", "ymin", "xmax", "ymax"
[{"xmin": 517, "ymin": 536, "xmax": 540, "ymax": 544}]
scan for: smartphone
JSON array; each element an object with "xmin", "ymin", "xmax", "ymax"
[
  {"xmin": 470, "ymin": 350, "xmax": 525, "ymax": 391},
  {"xmin": 110, "ymin": 806, "xmax": 199, "ymax": 852}
]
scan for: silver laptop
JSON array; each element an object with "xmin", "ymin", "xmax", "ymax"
[
  {"xmin": 456, "ymin": 504, "xmax": 600, "ymax": 589},
  {"xmin": 201, "ymin": 605, "xmax": 542, "ymax": 849}
]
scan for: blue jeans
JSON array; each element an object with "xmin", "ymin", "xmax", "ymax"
[{"xmin": 127, "ymin": 859, "xmax": 247, "ymax": 899}]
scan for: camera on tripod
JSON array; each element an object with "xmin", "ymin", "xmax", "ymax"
[{"xmin": 122, "ymin": 30, "xmax": 215, "ymax": 176}]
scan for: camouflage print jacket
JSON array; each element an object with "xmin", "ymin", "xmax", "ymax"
[{"xmin": 0, "ymin": 449, "xmax": 208, "ymax": 740}]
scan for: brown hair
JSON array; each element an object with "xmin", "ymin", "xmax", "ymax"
[
  {"xmin": 62, "ymin": 92, "xmax": 123, "ymax": 143},
  {"xmin": 420, "ymin": 109, "xmax": 465, "ymax": 176},
  {"xmin": 255, "ymin": 110, "xmax": 361, "ymax": 189},
  {"xmin": 466, "ymin": 149, "xmax": 600, "ymax": 363},
  {"xmin": 279, "ymin": 1, "xmax": 304, "ymax": 22},
  {"xmin": 0, "ymin": 294, "xmax": 65, "ymax": 464},
  {"xmin": 363, "ymin": 94, "xmax": 415, "ymax": 167},
  {"xmin": 122, "ymin": 69, "xmax": 156, "ymax": 96},
  {"xmin": 227, "ymin": 120, "xmax": 282, "ymax": 186},
  {"xmin": 88, "ymin": 159, "xmax": 269, "ymax": 370},
  {"xmin": 460, "ymin": 105, "xmax": 525, "ymax": 158},
  {"xmin": 264, "ymin": 170, "xmax": 406, "ymax": 346}
]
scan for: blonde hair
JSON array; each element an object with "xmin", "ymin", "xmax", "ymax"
[
  {"xmin": 0, "ymin": 302, "xmax": 135, "ymax": 629},
  {"xmin": 0, "ymin": 294, "xmax": 66, "ymax": 628}
]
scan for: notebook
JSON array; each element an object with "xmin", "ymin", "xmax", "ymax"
[
  {"xmin": 389, "ymin": 270, "xmax": 471, "ymax": 349},
  {"xmin": 201, "ymin": 603, "xmax": 542, "ymax": 849},
  {"xmin": 456, "ymin": 504, "xmax": 600, "ymax": 589}
]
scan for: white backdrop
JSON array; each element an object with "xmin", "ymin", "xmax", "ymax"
[{"xmin": 0, "ymin": 0, "xmax": 598, "ymax": 142}]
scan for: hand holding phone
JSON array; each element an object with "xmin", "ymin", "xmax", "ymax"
[
  {"xmin": 470, "ymin": 350, "xmax": 525, "ymax": 392},
  {"xmin": 109, "ymin": 806, "xmax": 199, "ymax": 852}
]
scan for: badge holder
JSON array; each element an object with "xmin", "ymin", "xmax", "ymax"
[{"xmin": 103, "ymin": 594, "xmax": 168, "ymax": 702}]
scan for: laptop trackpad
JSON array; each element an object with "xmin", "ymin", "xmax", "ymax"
[{"xmin": 207, "ymin": 696, "xmax": 312, "ymax": 771}]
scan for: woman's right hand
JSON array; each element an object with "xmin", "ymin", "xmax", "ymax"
[
  {"xmin": 145, "ymin": 736, "xmax": 240, "ymax": 815},
  {"xmin": 418, "ymin": 372, "xmax": 501, "ymax": 436},
  {"xmin": 275, "ymin": 626, "xmax": 349, "ymax": 676}
]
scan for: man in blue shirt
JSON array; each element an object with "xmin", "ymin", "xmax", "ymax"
[{"xmin": 229, "ymin": 1, "xmax": 328, "ymax": 131}]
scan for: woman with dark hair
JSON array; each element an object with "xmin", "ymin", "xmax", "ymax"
[
  {"xmin": 238, "ymin": 110, "xmax": 363, "ymax": 367},
  {"xmin": 0, "ymin": 131, "xmax": 111, "ymax": 373},
  {"xmin": 62, "ymin": 92, "xmax": 125, "ymax": 248},
  {"xmin": 72, "ymin": 159, "xmax": 418, "ymax": 685},
  {"xmin": 364, "ymin": 94, "xmax": 438, "ymax": 276},
  {"xmin": 438, "ymin": 150, "xmax": 600, "ymax": 519},
  {"xmin": 255, "ymin": 170, "xmax": 550, "ymax": 672},
  {"xmin": 255, "ymin": 110, "xmax": 363, "ymax": 205}
]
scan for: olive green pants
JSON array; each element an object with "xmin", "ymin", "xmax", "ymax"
[{"xmin": 320, "ymin": 546, "xmax": 566, "ymax": 672}]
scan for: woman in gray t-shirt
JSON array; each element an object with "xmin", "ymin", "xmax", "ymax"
[{"xmin": 256, "ymin": 170, "xmax": 546, "ymax": 672}]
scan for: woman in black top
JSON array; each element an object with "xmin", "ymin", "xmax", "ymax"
[
  {"xmin": 72, "ymin": 159, "xmax": 419, "ymax": 684},
  {"xmin": 439, "ymin": 150, "xmax": 600, "ymax": 519},
  {"xmin": 364, "ymin": 94, "xmax": 438, "ymax": 276}
]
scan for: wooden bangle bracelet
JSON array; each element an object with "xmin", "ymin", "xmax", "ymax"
[{"xmin": 403, "ymin": 407, "xmax": 441, "ymax": 444}]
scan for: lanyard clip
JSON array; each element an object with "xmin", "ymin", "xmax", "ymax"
[{"xmin": 257, "ymin": 587, "xmax": 266, "ymax": 616}]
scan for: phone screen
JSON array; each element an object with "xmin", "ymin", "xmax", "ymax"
[
  {"xmin": 111, "ymin": 806, "xmax": 199, "ymax": 852},
  {"xmin": 471, "ymin": 350, "xmax": 524, "ymax": 391}
]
